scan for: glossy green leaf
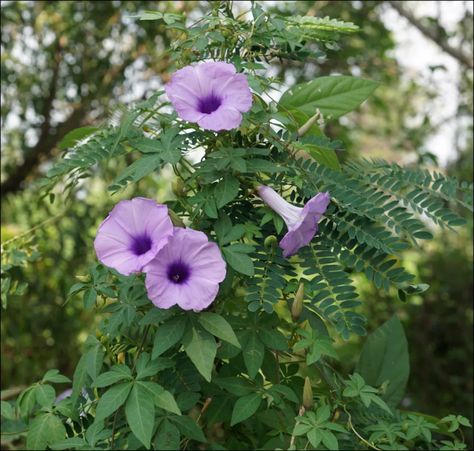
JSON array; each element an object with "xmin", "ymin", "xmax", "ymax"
[
  {"xmin": 198, "ymin": 312, "xmax": 241, "ymax": 348},
  {"xmin": 125, "ymin": 383, "xmax": 155, "ymax": 449},
  {"xmin": 183, "ymin": 327, "xmax": 217, "ymax": 382},
  {"xmin": 95, "ymin": 382, "xmax": 133, "ymax": 421},
  {"xmin": 230, "ymin": 393, "xmax": 262, "ymax": 426},
  {"xmin": 152, "ymin": 317, "xmax": 187, "ymax": 358},
  {"xmin": 279, "ymin": 75, "xmax": 379, "ymax": 120}
]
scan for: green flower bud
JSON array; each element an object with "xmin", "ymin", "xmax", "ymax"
[
  {"xmin": 291, "ymin": 281, "xmax": 305, "ymax": 321},
  {"xmin": 172, "ymin": 178, "xmax": 186, "ymax": 197},
  {"xmin": 264, "ymin": 235, "xmax": 278, "ymax": 248},
  {"xmin": 303, "ymin": 376, "xmax": 314, "ymax": 409},
  {"xmin": 168, "ymin": 209, "xmax": 185, "ymax": 227}
]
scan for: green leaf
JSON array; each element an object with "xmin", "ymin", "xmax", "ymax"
[
  {"xmin": 18, "ymin": 386, "xmax": 37, "ymax": 419},
  {"xmin": 198, "ymin": 313, "xmax": 241, "ymax": 348},
  {"xmin": 58, "ymin": 126, "xmax": 98, "ymax": 150},
  {"xmin": 85, "ymin": 420, "xmax": 105, "ymax": 447},
  {"xmin": 42, "ymin": 369, "xmax": 71, "ymax": 384},
  {"xmin": 26, "ymin": 413, "xmax": 67, "ymax": 450},
  {"xmin": 307, "ymin": 428, "xmax": 322, "ymax": 448},
  {"xmin": 214, "ymin": 175, "xmax": 240, "ymax": 208},
  {"xmin": 294, "ymin": 141, "xmax": 341, "ymax": 170},
  {"xmin": 356, "ymin": 315, "xmax": 409, "ymax": 406},
  {"xmin": 171, "ymin": 415, "xmax": 207, "ymax": 442},
  {"xmin": 243, "ymin": 332, "xmax": 264, "ymax": 379},
  {"xmin": 183, "ymin": 327, "xmax": 217, "ymax": 382},
  {"xmin": 155, "ymin": 389, "xmax": 182, "ymax": 415},
  {"xmin": 50, "ymin": 437, "xmax": 88, "ymax": 450},
  {"xmin": 320, "ymin": 429, "xmax": 339, "ymax": 450},
  {"xmin": 223, "ymin": 245, "xmax": 255, "ymax": 276},
  {"xmin": 95, "ymin": 382, "xmax": 133, "ymax": 421},
  {"xmin": 83, "ymin": 288, "xmax": 97, "ymax": 310},
  {"xmin": 230, "ymin": 393, "xmax": 262, "ymax": 426},
  {"xmin": 154, "ymin": 419, "xmax": 180, "ymax": 450},
  {"xmin": 280, "ymin": 76, "xmax": 378, "ymax": 121},
  {"xmin": 128, "ymin": 137, "xmax": 161, "ymax": 153},
  {"xmin": 139, "ymin": 10, "xmax": 163, "ymax": 21},
  {"xmin": 85, "ymin": 343, "xmax": 104, "ymax": 379},
  {"xmin": 1, "ymin": 401, "xmax": 15, "ymax": 420},
  {"xmin": 71, "ymin": 352, "xmax": 89, "ymax": 405},
  {"xmin": 93, "ymin": 369, "xmax": 131, "ymax": 388},
  {"xmin": 35, "ymin": 384, "xmax": 56, "ymax": 408},
  {"xmin": 152, "ymin": 316, "xmax": 187, "ymax": 358},
  {"xmin": 109, "ymin": 154, "xmax": 162, "ymax": 191},
  {"xmin": 160, "ymin": 128, "xmax": 183, "ymax": 164},
  {"xmin": 125, "ymin": 384, "xmax": 155, "ymax": 449},
  {"xmin": 214, "ymin": 377, "xmax": 254, "ymax": 396}
]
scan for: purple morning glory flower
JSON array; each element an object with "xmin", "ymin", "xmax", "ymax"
[
  {"xmin": 258, "ymin": 185, "xmax": 330, "ymax": 258},
  {"xmin": 94, "ymin": 198, "xmax": 174, "ymax": 276},
  {"xmin": 165, "ymin": 61, "xmax": 253, "ymax": 132},
  {"xmin": 144, "ymin": 227, "xmax": 226, "ymax": 311}
]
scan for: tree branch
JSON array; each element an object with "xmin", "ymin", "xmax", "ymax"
[
  {"xmin": 1, "ymin": 105, "xmax": 87, "ymax": 197},
  {"xmin": 387, "ymin": 0, "xmax": 473, "ymax": 69}
]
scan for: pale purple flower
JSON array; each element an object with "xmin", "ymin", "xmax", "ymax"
[
  {"xmin": 258, "ymin": 185, "xmax": 330, "ymax": 258},
  {"xmin": 94, "ymin": 198, "xmax": 174, "ymax": 276},
  {"xmin": 165, "ymin": 61, "xmax": 253, "ymax": 132},
  {"xmin": 144, "ymin": 227, "xmax": 226, "ymax": 311}
]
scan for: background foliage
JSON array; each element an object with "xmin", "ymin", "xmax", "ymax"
[{"xmin": 1, "ymin": 1, "xmax": 472, "ymax": 450}]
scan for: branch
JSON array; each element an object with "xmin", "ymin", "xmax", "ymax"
[
  {"xmin": 387, "ymin": 1, "xmax": 473, "ymax": 69},
  {"xmin": 1, "ymin": 104, "xmax": 87, "ymax": 197}
]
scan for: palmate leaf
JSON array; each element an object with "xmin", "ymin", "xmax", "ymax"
[{"xmin": 26, "ymin": 413, "xmax": 67, "ymax": 450}]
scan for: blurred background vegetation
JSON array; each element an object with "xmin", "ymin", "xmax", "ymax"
[{"xmin": 1, "ymin": 0, "xmax": 472, "ymax": 445}]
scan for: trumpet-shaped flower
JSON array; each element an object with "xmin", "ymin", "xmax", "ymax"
[
  {"xmin": 258, "ymin": 185, "xmax": 330, "ymax": 257},
  {"xmin": 165, "ymin": 61, "xmax": 252, "ymax": 132},
  {"xmin": 145, "ymin": 227, "xmax": 226, "ymax": 311},
  {"xmin": 94, "ymin": 198, "xmax": 173, "ymax": 276}
]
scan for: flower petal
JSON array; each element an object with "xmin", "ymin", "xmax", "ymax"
[{"xmin": 197, "ymin": 106, "xmax": 242, "ymax": 131}]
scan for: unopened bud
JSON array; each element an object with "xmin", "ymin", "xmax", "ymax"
[
  {"xmin": 168, "ymin": 209, "xmax": 185, "ymax": 227},
  {"xmin": 297, "ymin": 109, "xmax": 321, "ymax": 138},
  {"xmin": 303, "ymin": 376, "xmax": 314, "ymax": 409},
  {"xmin": 76, "ymin": 275, "xmax": 90, "ymax": 282},
  {"xmin": 264, "ymin": 235, "xmax": 278, "ymax": 248},
  {"xmin": 172, "ymin": 178, "xmax": 186, "ymax": 198},
  {"xmin": 117, "ymin": 352, "xmax": 125, "ymax": 364},
  {"xmin": 291, "ymin": 282, "xmax": 305, "ymax": 321}
]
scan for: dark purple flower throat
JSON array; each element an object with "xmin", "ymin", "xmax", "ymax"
[
  {"xmin": 131, "ymin": 235, "xmax": 152, "ymax": 256},
  {"xmin": 198, "ymin": 93, "xmax": 222, "ymax": 114},
  {"xmin": 167, "ymin": 260, "xmax": 191, "ymax": 284}
]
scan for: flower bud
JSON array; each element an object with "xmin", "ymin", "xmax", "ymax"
[
  {"xmin": 76, "ymin": 275, "xmax": 90, "ymax": 282},
  {"xmin": 172, "ymin": 178, "xmax": 186, "ymax": 198},
  {"xmin": 168, "ymin": 209, "xmax": 185, "ymax": 227},
  {"xmin": 117, "ymin": 352, "xmax": 125, "ymax": 364},
  {"xmin": 303, "ymin": 376, "xmax": 314, "ymax": 409},
  {"xmin": 264, "ymin": 235, "xmax": 278, "ymax": 248},
  {"xmin": 291, "ymin": 281, "xmax": 305, "ymax": 321},
  {"xmin": 297, "ymin": 109, "xmax": 322, "ymax": 138}
]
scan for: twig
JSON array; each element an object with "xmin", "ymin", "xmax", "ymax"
[{"xmin": 343, "ymin": 405, "xmax": 381, "ymax": 451}]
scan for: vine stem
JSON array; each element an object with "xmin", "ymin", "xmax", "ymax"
[
  {"xmin": 289, "ymin": 405, "xmax": 306, "ymax": 450},
  {"xmin": 343, "ymin": 405, "xmax": 381, "ymax": 451},
  {"xmin": 131, "ymin": 325, "xmax": 151, "ymax": 374}
]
